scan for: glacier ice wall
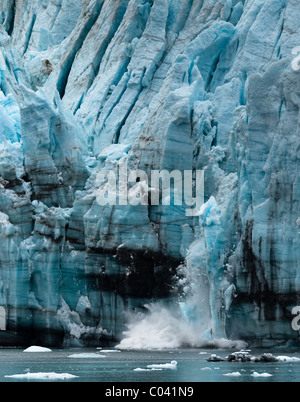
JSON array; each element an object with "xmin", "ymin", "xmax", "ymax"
[{"xmin": 0, "ymin": 0, "xmax": 299, "ymax": 347}]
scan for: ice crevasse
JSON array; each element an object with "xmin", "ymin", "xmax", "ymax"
[{"xmin": 0, "ymin": 0, "xmax": 299, "ymax": 347}]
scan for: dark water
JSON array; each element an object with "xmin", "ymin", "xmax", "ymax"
[{"xmin": 0, "ymin": 348, "xmax": 299, "ymax": 382}]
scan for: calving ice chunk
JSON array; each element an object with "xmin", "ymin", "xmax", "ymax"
[{"xmin": 105, "ymin": 387, "xmax": 140, "ymax": 400}]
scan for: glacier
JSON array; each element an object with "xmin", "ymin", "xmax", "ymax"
[{"xmin": 0, "ymin": 0, "xmax": 299, "ymax": 348}]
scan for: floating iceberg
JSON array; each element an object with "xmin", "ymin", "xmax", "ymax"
[
  {"xmin": 223, "ymin": 372, "xmax": 242, "ymax": 377},
  {"xmin": 23, "ymin": 346, "xmax": 52, "ymax": 353},
  {"xmin": 147, "ymin": 361, "xmax": 178, "ymax": 370},
  {"xmin": 251, "ymin": 373, "xmax": 273, "ymax": 378},
  {"xmin": 207, "ymin": 351, "xmax": 296, "ymax": 364}
]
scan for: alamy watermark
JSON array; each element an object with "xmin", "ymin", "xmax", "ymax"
[
  {"xmin": 95, "ymin": 161, "xmax": 204, "ymax": 217},
  {"xmin": 290, "ymin": 51, "xmax": 300, "ymax": 330},
  {"xmin": 292, "ymin": 306, "xmax": 300, "ymax": 331}
]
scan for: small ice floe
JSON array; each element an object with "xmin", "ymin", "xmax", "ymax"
[
  {"xmin": 207, "ymin": 354, "xmax": 226, "ymax": 362},
  {"xmin": 251, "ymin": 372, "xmax": 273, "ymax": 378},
  {"xmin": 223, "ymin": 372, "xmax": 242, "ymax": 377},
  {"xmin": 227, "ymin": 351, "xmax": 253, "ymax": 362},
  {"xmin": 68, "ymin": 353, "xmax": 106, "ymax": 359},
  {"xmin": 252, "ymin": 354, "xmax": 278, "ymax": 363},
  {"xmin": 5, "ymin": 373, "xmax": 78, "ymax": 380},
  {"xmin": 201, "ymin": 367, "xmax": 212, "ymax": 371},
  {"xmin": 276, "ymin": 356, "xmax": 300, "ymax": 362},
  {"xmin": 134, "ymin": 368, "xmax": 163, "ymax": 372},
  {"xmin": 23, "ymin": 346, "xmax": 52, "ymax": 353},
  {"xmin": 147, "ymin": 361, "xmax": 178, "ymax": 370},
  {"xmin": 199, "ymin": 352, "xmax": 209, "ymax": 355}
]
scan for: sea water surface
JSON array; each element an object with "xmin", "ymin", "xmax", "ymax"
[{"xmin": 0, "ymin": 348, "xmax": 299, "ymax": 382}]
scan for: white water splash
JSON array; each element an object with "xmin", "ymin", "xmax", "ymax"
[
  {"xmin": 117, "ymin": 243, "xmax": 246, "ymax": 351},
  {"xmin": 117, "ymin": 303, "xmax": 247, "ymax": 350}
]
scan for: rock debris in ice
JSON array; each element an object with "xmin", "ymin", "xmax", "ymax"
[{"xmin": 223, "ymin": 372, "xmax": 242, "ymax": 377}]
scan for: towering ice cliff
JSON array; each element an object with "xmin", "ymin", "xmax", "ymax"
[{"xmin": 0, "ymin": 0, "xmax": 299, "ymax": 347}]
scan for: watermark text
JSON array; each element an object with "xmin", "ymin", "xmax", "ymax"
[{"xmin": 95, "ymin": 162, "xmax": 204, "ymax": 217}]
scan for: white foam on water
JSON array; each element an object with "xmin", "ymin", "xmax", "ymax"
[
  {"xmin": 277, "ymin": 356, "xmax": 300, "ymax": 362},
  {"xmin": 100, "ymin": 350, "xmax": 121, "ymax": 353},
  {"xmin": 117, "ymin": 304, "xmax": 247, "ymax": 350}
]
